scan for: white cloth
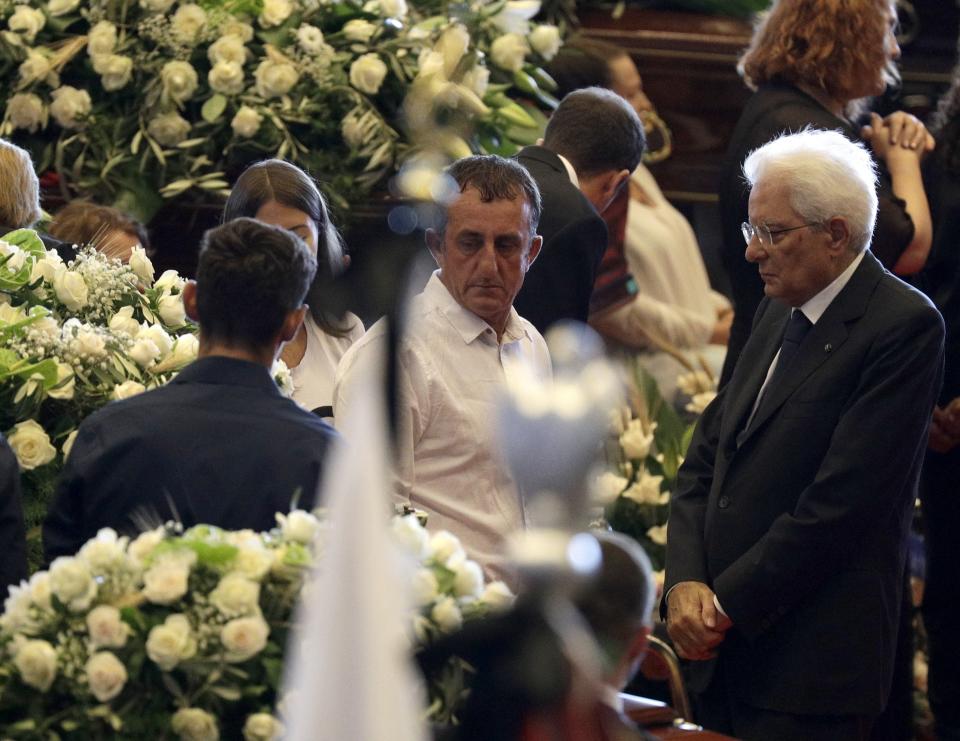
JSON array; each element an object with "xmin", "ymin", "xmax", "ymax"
[
  {"xmin": 290, "ymin": 312, "xmax": 364, "ymax": 413},
  {"xmin": 557, "ymin": 152, "xmax": 580, "ymax": 187},
  {"xmin": 334, "ymin": 272, "xmax": 552, "ymax": 582}
]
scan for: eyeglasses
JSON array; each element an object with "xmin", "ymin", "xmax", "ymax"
[{"xmin": 741, "ymin": 221, "xmax": 820, "ymax": 247}]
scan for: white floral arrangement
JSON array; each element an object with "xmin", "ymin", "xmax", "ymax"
[
  {"xmin": 0, "ymin": 512, "xmax": 512, "ymax": 737},
  {"xmin": 0, "ymin": 228, "xmax": 202, "ymax": 559},
  {"xmin": 0, "ymin": 0, "xmax": 563, "ymax": 220},
  {"xmin": 593, "ymin": 365, "xmax": 709, "ymax": 574}
]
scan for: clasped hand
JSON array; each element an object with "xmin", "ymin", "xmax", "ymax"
[{"xmin": 666, "ymin": 581, "xmax": 732, "ymax": 661}]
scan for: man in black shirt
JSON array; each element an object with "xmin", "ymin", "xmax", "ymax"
[{"xmin": 43, "ymin": 218, "xmax": 338, "ymax": 561}]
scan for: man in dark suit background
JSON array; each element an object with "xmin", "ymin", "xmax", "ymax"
[
  {"xmin": 663, "ymin": 129, "xmax": 944, "ymax": 741},
  {"xmin": 513, "ymin": 87, "xmax": 645, "ymax": 334},
  {"xmin": 43, "ymin": 218, "xmax": 338, "ymax": 561},
  {"xmin": 0, "ymin": 433, "xmax": 28, "ymax": 592}
]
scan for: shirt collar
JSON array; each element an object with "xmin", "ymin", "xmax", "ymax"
[
  {"xmin": 423, "ymin": 271, "xmax": 529, "ymax": 345},
  {"xmin": 172, "ymin": 355, "xmax": 282, "ymax": 395},
  {"xmin": 798, "ymin": 250, "xmax": 865, "ymax": 324},
  {"xmin": 557, "ymin": 153, "xmax": 580, "ymax": 188}
]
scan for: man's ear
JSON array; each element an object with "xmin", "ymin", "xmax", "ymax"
[
  {"xmin": 183, "ymin": 280, "xmax": 200, "ymax": 322},
  {"xmin": 524, "ymin": 234, "xmax": 544, "ymax": 270},
  {"xmin": 425, "ymin": 228, "xmax": 444, "ymax": 267},
  {"xmin": 280, "ymin": 305, "xmax": 307, "ymax": 344},
  {"xmin": 604, "ymin": 169, "xmax": 631, "ymax": 206},
  {"xmin": 826, "ymin": 216, "xmax": 852, "ymax": 255}
]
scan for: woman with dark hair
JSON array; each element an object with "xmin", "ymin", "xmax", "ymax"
[
  {"xmin": 224, "ymin": 159, "xmax": 363, "ymax": 415},
  {"xmin": 718, "ymin": 0, "xmax": 933, "ymax": 384},
  {"xmin": 915, "ymin": 59, "xmax": 960, "ymax": 741}
]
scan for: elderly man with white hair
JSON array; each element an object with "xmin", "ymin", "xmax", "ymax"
[{"xmin": 662, "ymin": 128, "xmax": 944, "ymax": 741}]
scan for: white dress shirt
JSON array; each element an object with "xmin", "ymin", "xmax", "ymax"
[
  {"xmin": 333, "ymin": 272, "xmax": 552, "ymax": 582},
  {"xmin": 291, "ymin": 312, "xmax": 365, "ymax": 414}
]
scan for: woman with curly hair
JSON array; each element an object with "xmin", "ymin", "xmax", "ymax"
[{"xmin": 718, "ymin": 0, "xmax": 933, "ymax": 384}]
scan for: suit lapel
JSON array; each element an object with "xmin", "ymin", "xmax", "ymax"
[{"xmin": 731, "ymin": 252, "xmax": 885, "ymax": 447}]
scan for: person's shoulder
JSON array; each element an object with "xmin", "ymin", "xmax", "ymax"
[{"xmin": 873, "ymin": 268, "xmax": 941, "ymax": 320}]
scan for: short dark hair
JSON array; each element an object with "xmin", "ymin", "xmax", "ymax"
[
  {"xmin": 195, "ymin": 217, "xmax": 317, "ymax": 350},
  {"xmin": 573, "ymin": 532, "xmax": 654, "ymax": 655},
  {"xmin": 441, "ymin": 154, "xmax": 542, "ymax": 235},
  {"xmin": 543, "ymin": 87, "xmax": 646, "ymax": 177}
]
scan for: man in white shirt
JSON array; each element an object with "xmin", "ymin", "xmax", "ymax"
[
  {"xmin": 334, "ymin": 155, "xmax": 551, "ymax": 582},
  {"xmin": 662, "ymin": 129, "xmax": 944, "ymax": 740}
]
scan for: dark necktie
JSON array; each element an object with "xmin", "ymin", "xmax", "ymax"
[{"xmin": 740, "ymin": 309, "xmax": 813, "ymax": 442}]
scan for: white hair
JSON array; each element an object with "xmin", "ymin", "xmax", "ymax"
[{"xmin": 743, "ymin": 128, "xmax": 879, "ymax": 253}]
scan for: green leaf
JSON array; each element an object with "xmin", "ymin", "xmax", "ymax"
[{"xmin": 202, "ymin": 94, "xmax": 228, "ymax": 124}]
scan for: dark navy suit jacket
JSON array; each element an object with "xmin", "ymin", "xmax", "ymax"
[
  {"xmin": 0, "ymin": 434, "xmax": 28, "ymax": 591},
  {"xmin": 43, "ymin": 356, "xmax": 338, "ymax": 561}
]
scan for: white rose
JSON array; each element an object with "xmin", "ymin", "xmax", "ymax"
[
  {"xmin": 349, "ymin": 53, "xmax": 388, "ymax": 95},
  {"xmin": 47, "ymin": 361, "xmax": 74, "ymax": 400},
  {"xmin": 87, "ymin": 21, "xmax": 117, "ymax": 56},
  {"xmin": 71, "ymin": 327, "xmax": 107, "ymax": 358},
  {"xmin": 416, "ymin": 49, "xmax": 445, "ymax": 80},
  {"xmin": 378, "ymin": 0, "xmax": 408, "ymax": 17},
  {"xmin": 462, "ymin": 65, "xmax": 490, "ymax": 98},
  {"xmin": 48, "ymin": 0, "xmax": 81, "ymax": 15},
  {"xmin": 7, "ymin": 419, "xmax": 56, "ymax": 471},
  {"xmin": 128, "ymin": 527, "xmax": 165, "ymax": 566},
  {"xmin": 296, "ymin": 24, "xmax": 326, "ymax": 54},
  {"xmin": 8, "ymin": 7, "xmax": 46, "ymax": 44},
  {"xmin": 29, "ymin": 571, "xmax": 53, "ymax": 610},
  {"xmin": 61, "ymin": 429, "xmax": 78, "ymax": 459},
  {"xmin": 340, "ymin": 110, "xmax": 366, "ymax": 148},
  {"xmin": 172, "ymin": 708, "xmax": 219, "ymax": 741},
  {"xmin": 620, "ymin": 419, "xmax": 654, "ymax": 460},
  {"xmin": 171, "ymin": 4, "xmax": 207, "ymax": 44},
  {"xmin": 85, "ymin": 651, "xmax": 127, "ymax": 702},
  {"xmin": 685, "ymin": 390, "xmax": 717, "ymax": 415},
  {"xmin": 158, "ymin": 292, "xmax": 186, "ymax": 327},
  {"xmin": 275, "ymin": 510, "xmax": 319, "ymax": 544},
  {"xmin": 676, "ymin": 370, "xmax": 713, "ymax": 397},
  {"xmin": 436, "ymin": 24, "xmax": 470, "ymax": 78},
  {"xmin": 139, "ymin": 0, "xmax": 176, "ymax": 10},
  {"xmin": 146, "ymin": 614, "xmax": 197, "ymax": 671},
  {"xmin": 30, "ymin": 254, "xmax": 62, "ymax": 284},
  {"xmin": 208, "ymin": 35, "xmax": 246, "ymax": 66},
  {"xmin": 49, "ymin": 86, "xmax": 91, "ymax": 129},
  {"xmin": 594, "ymin": 471, "xmax": 629, "ymax": 505},
  {"xmin": 431, "ymin": 596, "xmax": 463, "ymax": 632},
  {"xmin": 453, "ymin": 559, "xmax": 484, "ymax": 598},
  {"xmin": 392, "ymin": 514, "xmax": 429, "ymax": 558},
  {"xmin": 87, "ymin": 605, "xmax": 129, "ymax": 649},
  {"xmin": 142, "ymin": 559, "xmax": 190, "ymax": 604},
  {"xmin": 129, "ymin": 338, "xmax": 161, "ymax": 368},
  {"xmin": 343, "ymin": 19, "xmax": 377, "ymax": 43},
  {"xmin": 19, "ymin": 52, "xmax": 55, "ymax": 86},
  {"xmin": 254, "ymin": 60, "xmax": 299, "ymax": 99},
  {"xmin": 233, "ymin": 543, "xmax": 273, "ymax": 581},
  {"xmin": 411, "ymin": 568, "xmax": 439, "ymax": 606},
  {"xmin": 221, "ymin": 19, "xmax": 254, "ymax": 42},
  {"xmin": 6, "ymin": 93, "xmax": 45, "ymax": 133},
  {"xmin": 220, "ymin": 615, "xmax": 270, "ymax": 662},
  {"xmin": 647, "ymin": 523, "xmax": 668, "ymax": 546},
  {"xmin": 14, "ymin": 640, "xmax": 57, "ymax": 691},
  {"xmin": 259, "ymin": 0, "xmax": 293, "ymax": 27},
  {"xmin": 623, "ymin": 470, "xmax": 667, "ymax": 506},
  {"xmin": 231, "ymin": 105, "xmax": 263, "ymax": 138},
  {"xmin": 170, "ymin": 334, "xmax": 199, "ymax": 366},
  {"xmin": 243, "ymin": 713, "xmax": 284, "ymax": 741},
  {"xmin": 155, "ymin": 269, "xmax": 185, "ymax": 292},
  {"xmin": 210, "ymin": 573, "xmax": 260, "ymax": 616},
  {"xmin": 492, "ymin": 0, "xmax": 540, "ymax": 34},
  {"xmin": 148, "ymin": 112, "xmax": 190, "ymax": 147},
  {"xmin": 95, "ymin": 54, "xmax": 134, "ymax": 92},
  {"xmin": 49, "ymin": 556, "xmax": 97, "ymax": 611},
  {"xmin": 112, "ymin": 380, "xmax": 147, "ymax": 400},
  {"xmin": 139, "ymin": 323, "xmax": 174, "ymax": 357},
  {"xmin": 269, "ymin": 358, "xmax": 294, "ymax": 396},
  {"xmin": 428, "ymin": 530, "xmax": 464, "ymax": 565},
  {"xmin": 207, "ymin": 61, "xmax": 245, "ymax": 96},
  {"xmin": 128, "ymin": 246, "xmax": 155, "ymax": 283},
  {"xmin": 78, "ymin": 528, "xmax": 127, "ymax": 571},
  {"xmin": 529, "ymin": 24, "xmax": 561, "ymax": 60},
  {"xmin": 108, "ymin": 306, "xmax": 140, "ymax": 337},
  {"xmin": 161, "ymin": 61, "xmax": 199, "ymax": 103},
  {"xmin": 490, "ymin": 33, "xmax": 529, "ymax": 72},
  {"xmin": 480, "ymin": 580, "xmax": 515, "ymax": 610}
]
